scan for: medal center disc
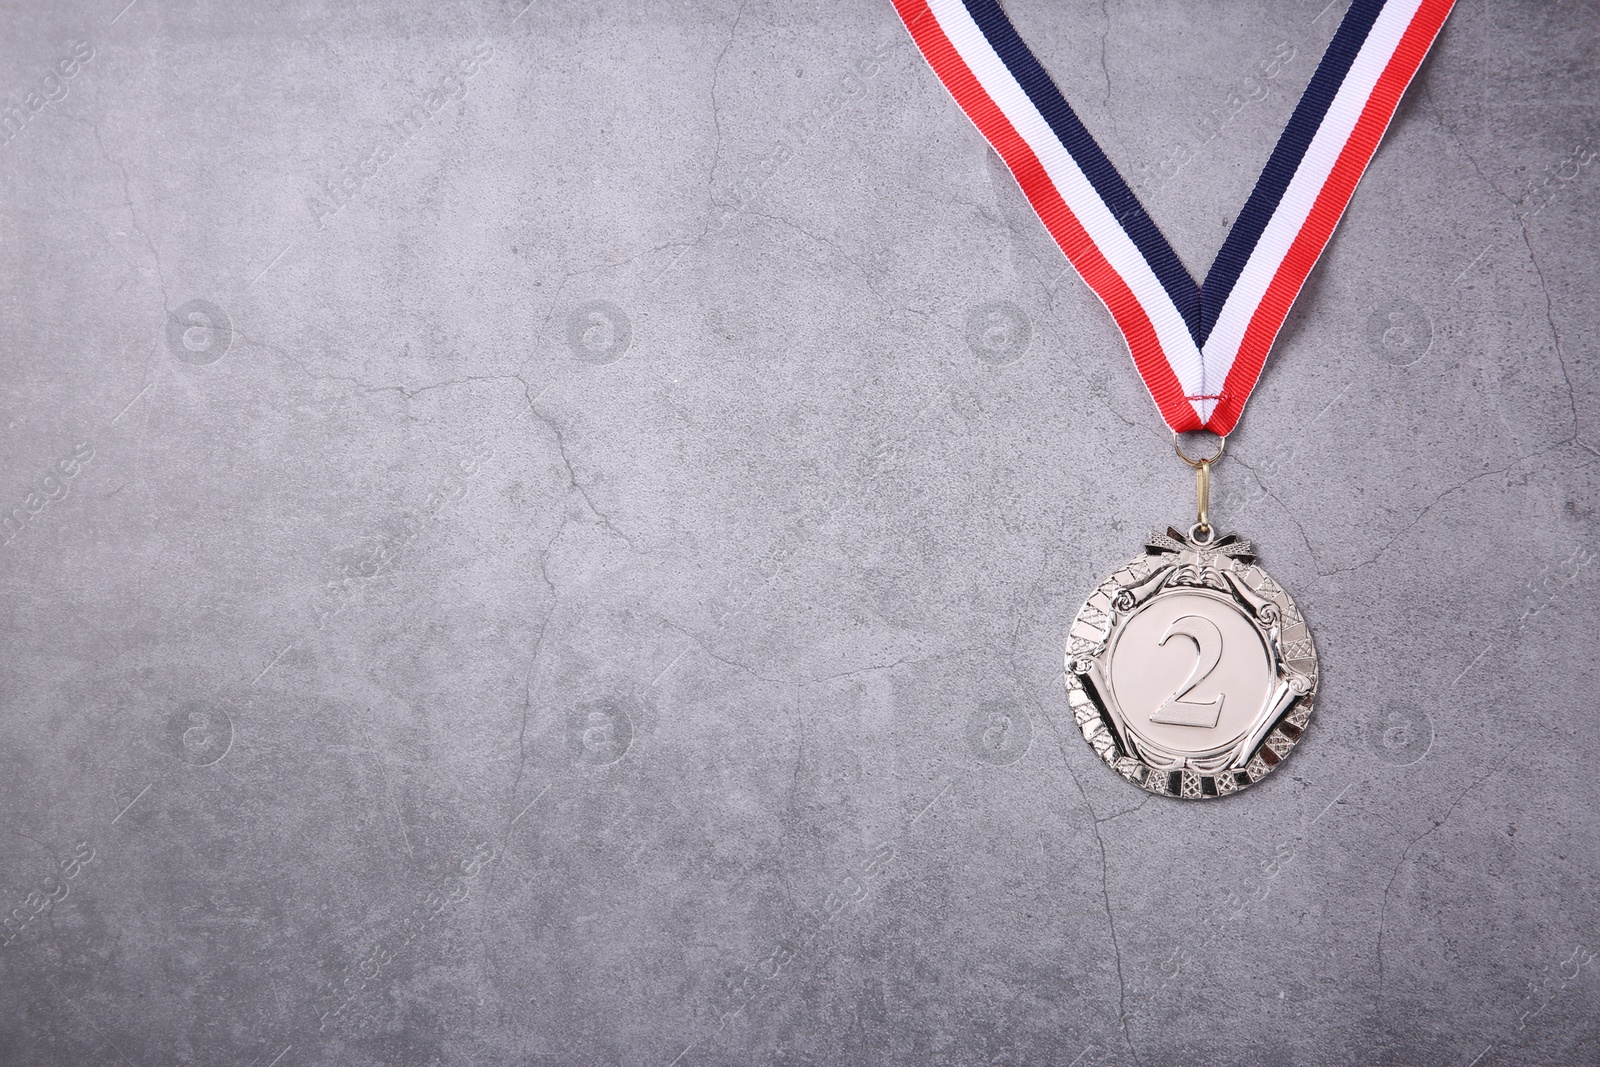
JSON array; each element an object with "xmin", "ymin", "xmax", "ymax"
[{"xmin": 1107, "ymin": 589, "xmax": 1274, "ymax": 758}]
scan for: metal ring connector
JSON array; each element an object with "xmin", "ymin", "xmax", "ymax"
[
  {"xmin": 1173, "ymin": 432, "xmax": 1226, "ymax": 468},
  {"xmin": 1175, "ymin": 433, "xmax": 1225, "ymax": 536}
]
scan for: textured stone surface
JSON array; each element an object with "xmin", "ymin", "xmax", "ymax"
[{"xmin": 1, "ymin": 1, "xmax": 1596, "ymax": 1064}]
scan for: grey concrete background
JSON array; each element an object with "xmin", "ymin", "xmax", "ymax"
[{"xmin": 0, "ymin": 0, "xmax": 1596, "ymax": 1064}]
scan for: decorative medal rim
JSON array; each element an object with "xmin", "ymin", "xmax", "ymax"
[{"xmin": 1063, "ymin": 525, "xmax": 1318, "ymax": 800}]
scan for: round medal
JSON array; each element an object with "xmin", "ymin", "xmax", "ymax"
[{"xmin": 1064, "ymin": 523, "xmax": 1318, "ymax": 799}]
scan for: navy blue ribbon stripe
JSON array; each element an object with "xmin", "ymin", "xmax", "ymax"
[
  {"xmin": 1199, "ymin": 0, "xmax": 1384, "ymax": 345},
  {"xmin": 962, "ymin": 0, "xmax": 1203, "ymax": 339}
]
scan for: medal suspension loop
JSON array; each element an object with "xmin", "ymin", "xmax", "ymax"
[{"xmin": 1173, "ymin": 434, "xmax": 1226, "ymax": 545}]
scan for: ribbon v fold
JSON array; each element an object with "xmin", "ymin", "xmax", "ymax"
[{"xmin": 894, "ymin": 0, "xmax": 1455, "ymax": 434}]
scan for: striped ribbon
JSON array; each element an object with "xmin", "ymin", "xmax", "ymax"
[{"xmin": 894, "ymin": 0, "xmax": 1455, "ymax": 434}]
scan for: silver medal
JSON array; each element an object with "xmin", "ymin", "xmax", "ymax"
[
  {"xmin": 885, "ymin": 0, "xmax": 1453, "ymax": 802},
  {"xmin": 1064, "ymin": 443, "xmax": 1317, "ymax": 798}
]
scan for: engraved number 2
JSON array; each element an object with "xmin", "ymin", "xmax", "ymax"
[{"xmin": 1149, "ymin": 615, "xmax": 1225, "ymax": 728}]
